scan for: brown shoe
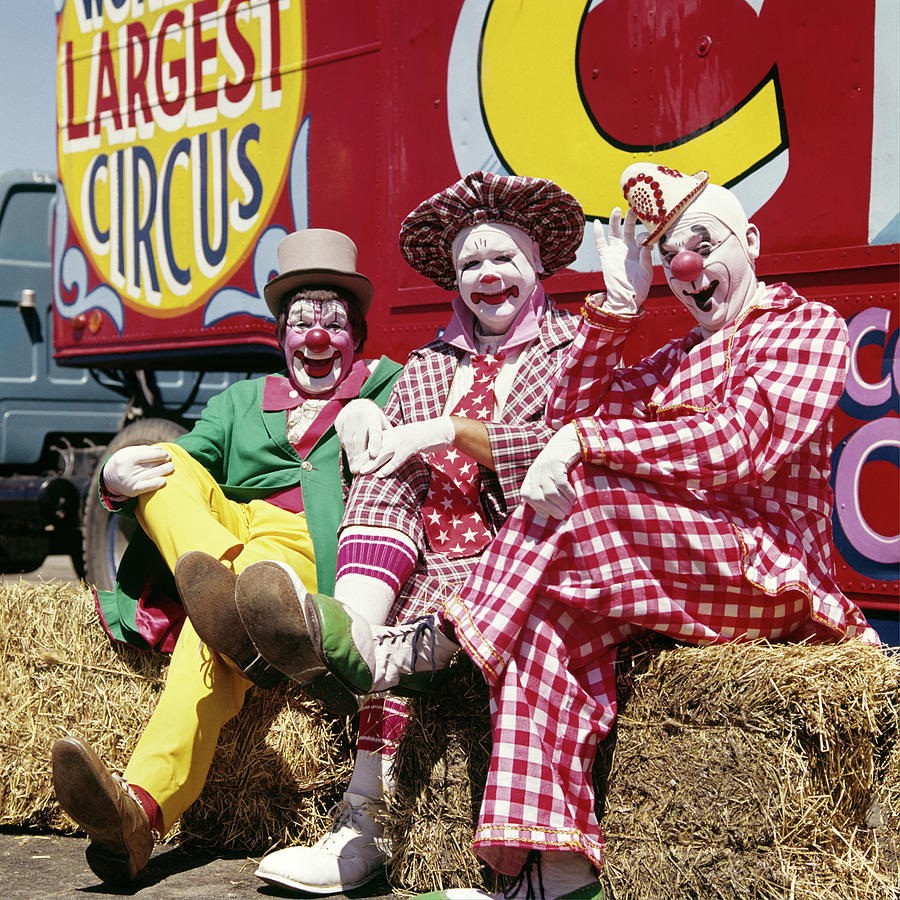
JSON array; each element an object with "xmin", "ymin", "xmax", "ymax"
[
  {"xmin": 174, "ymin": 551, "xmax": 284, "ymax": 689},
  {"xmin": 234, "ymin": 561, "xmax": 358, "ymax": 717},
  {"xmin": 234, "ymin": 560, "xmax": 326, "ymax": 683},
  {"xmin": 51, "ymin": 736, "xmax": 153, "ymax": 884}
]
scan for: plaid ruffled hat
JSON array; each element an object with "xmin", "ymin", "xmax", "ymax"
[{"xmin": 399, "ymin": 171, "xmax": 585, "ymax": 290}]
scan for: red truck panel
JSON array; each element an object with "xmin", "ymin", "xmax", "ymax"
[{"xmin": 52, "ymin": 1, "xmax": 898, "ymax": 610}]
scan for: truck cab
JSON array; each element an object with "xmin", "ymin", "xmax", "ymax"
[
  {"xmin": 0, "ymin": 170, "xmax": 108, "ymax": 572},
  {"xmin": 0, "ymin": 169, "xmax": 266, "ymax": 585}
]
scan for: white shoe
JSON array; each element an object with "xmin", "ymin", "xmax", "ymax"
[
  {"xmin": 411, "ymin": 851, "xmax": 603, "ymax": 900},
  {"xmin": 254, "ymin": 792, "xmax": 386, "ymax": 894}
]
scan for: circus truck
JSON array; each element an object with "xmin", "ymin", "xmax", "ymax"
[{"xmin": 0, "ymin": 0, "xmax": 895, "ymax": 638}]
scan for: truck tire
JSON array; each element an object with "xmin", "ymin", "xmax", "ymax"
[{"xmin": 82, "ymin": 418, "xmax": 187, "ymax": 592}]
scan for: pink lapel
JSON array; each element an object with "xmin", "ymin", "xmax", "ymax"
[{"xmin": 290, "ymin": 359, "xmax": 372, "ymax": 459}]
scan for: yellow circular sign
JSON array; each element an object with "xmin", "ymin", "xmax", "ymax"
[{"xmin": 57, "ymin": 0, "xmax": 304, "ymax": 315}]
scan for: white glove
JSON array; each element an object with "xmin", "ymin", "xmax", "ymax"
[
  {"xmin": 102, "ymin": 445, "xmax": 174, "ymax": 498},
  {"xmin": 593, "ymin": 208, "xmax": 653, "ymax": 314},
  {"xmin": 521, "ymin": 423, "xmax": 583, "ymax": 519},
  {"xmin": 358, "ymin": 417, "xmax": 456, "ymax": 477},
  {"xmin": 335, "ymin": 398, "xmax": 391, "ymax": 474}
]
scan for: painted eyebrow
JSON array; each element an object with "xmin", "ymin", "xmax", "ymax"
[
  {"xmin": 288, "ymin": 301, "xmax": 316, "ymax": 320},
  {"xmin": 321, "ymin": 303, "xmax": 348, "ymax": 323},
  {"xmin": 659, "ymin": 224, "xmax": 712, "ymax": 252}
]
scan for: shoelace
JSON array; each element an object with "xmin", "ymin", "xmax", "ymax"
[
  {"xmin": 319, "ymin": 799, "xmax": 364, "ymax": 849},
  {"xmin": 504, "ymin": 850, "xmax": 545, "ymax": 900},
  {"xmin": 376, "ymin": 615, "xmax": 440, "ymax": 675}
]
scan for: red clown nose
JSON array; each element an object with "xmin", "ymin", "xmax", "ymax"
[
  {"xmin": 669, "ymin": 250, "xmax": 705, "ymax": 282},
  {"xmin": 304, "ymin": 326, "xmax": 332, "ymax": 354}
]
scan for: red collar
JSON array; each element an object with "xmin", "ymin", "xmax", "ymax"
[{"xmin": 263, "ymin": 357, "xmax": 371, "ymax": 411}]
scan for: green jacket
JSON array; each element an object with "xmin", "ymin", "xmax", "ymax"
[{"xmin": 96, "ymin": 356, "xmax": 402, "ymax": 651}]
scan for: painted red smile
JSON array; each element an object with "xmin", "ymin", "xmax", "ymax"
[
  {"xmin": 471, "ymin": 285, "xmax": 519, "ymax": 305},
  {"xmin": 684, "ymin": 280, "xmax": 719, "ymax": 312},
  {"xmin": 301, "ymin": 351, "xmax": 339, "ymax": 379}
]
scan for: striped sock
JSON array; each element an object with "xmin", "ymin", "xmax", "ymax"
[
  {"xmin": 356, "ymin": 695, "xmax": 409, "ymax": 759},
  {"xmin": 336, "ymin": 533, "xmax": 417, "ymax": 595}
]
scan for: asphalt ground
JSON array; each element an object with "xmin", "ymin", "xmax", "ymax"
[
  {"xmin": 3, "ymin": 555, "xmax": 82, "ymax": 586},
  {"xmin": 0, "ymin": 829, "xmax": 395, "ymax": 900}
]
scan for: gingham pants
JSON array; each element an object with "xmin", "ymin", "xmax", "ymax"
[{"xmin": 444, "ymin": 465, "xmax": 853, "ymax": 876}]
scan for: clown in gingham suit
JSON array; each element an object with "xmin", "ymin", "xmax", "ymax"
[
  {"xmin": 234, "ymin": 171, "xmax": 584, "ymax": 894},
  {"xmin": 303, "ymin": 164, "xmax": 879, "ymax": 900}
]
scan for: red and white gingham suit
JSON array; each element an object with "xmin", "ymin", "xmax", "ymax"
[
  {"xmin": 444, "ymin": 283, "xmax": 879, "ymax": 876},
  {"xmin": 342, "ymin": 300, "xmax": 577, "ymax": 755}
]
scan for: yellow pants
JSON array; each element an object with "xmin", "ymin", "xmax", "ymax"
[{"xmin": 122, "ymin": 443, "xmax": 317, "ymax": 832}]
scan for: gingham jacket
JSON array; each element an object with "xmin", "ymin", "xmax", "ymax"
[
  {"xmin": 440, "ymin": 283, "xmax": 874, "ymax": 876},
  {"xmin": 341, "ymin": 298, "xmax": 578, "ymax": 617},
  {"xmin": 552, "ymin": 282, "xmax": 855, "ymax": 633}
]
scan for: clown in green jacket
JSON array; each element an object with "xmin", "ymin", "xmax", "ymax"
[{"xmin": 50, "ymin": 229, "xmax": 401, "ymax": 886}]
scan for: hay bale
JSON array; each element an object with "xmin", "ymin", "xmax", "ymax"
[
  {"xmin": 386, "ymin": 655, "xmax": 498, "ymax": 894},
  {"xmin": 0, "ymin": 579, "xmax": 167, "ymax": 832},
  {"xmin": 6, "ymin": 577, "xmax": 897, "ymax": 897},
  {"xmin": 386, "ymin": 638, "xmax": 900, "ymax": 900},
  {"xmin": 0, "ymin": 580, "xmax": 354, "ymax": 854},
  {"xmin": 600, "ymin": 639, "xmax": 900, "ymax": 900}
]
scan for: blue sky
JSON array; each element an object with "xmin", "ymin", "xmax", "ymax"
[{"xmin": 0, "ymin": 1, "xmax": 57, "ymax": 174}]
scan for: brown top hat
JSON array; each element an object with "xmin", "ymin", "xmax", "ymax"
[{"xmin": 263, "ymin": 228, "xmax": 374, "ymax": 318}]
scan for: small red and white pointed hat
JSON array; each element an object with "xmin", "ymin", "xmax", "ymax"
[{"xmin": 620, "ymin": 163, "xmax": 709, "ymax": 245}]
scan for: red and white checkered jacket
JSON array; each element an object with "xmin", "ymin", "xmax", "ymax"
[
  {"xmin": 341, "ymin": 298, "xmax": 578, "ymax": 620},
  {"xmin": 550, "ymin": 282, "xmax": 857, "ymax": 634}
]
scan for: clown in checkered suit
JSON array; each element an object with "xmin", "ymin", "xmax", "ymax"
[
  {"xmin": 298, "ymin": 165, "xmax": 880, "ymax": 900},
  {"xmin": 236, "ymin": 171, "xmax": 585, "ymax": 894}
]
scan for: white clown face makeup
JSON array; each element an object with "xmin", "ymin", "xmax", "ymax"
[
  {"xmin": 452, "ymin": 223, "xmax": 540, "ymax": 335},
  {"xmin": 658, "ymin": 214, "xmax": 760, "ymax": 337},
  {"xmin": 283, "ymin": 296, "xmax": 356, "ymax": 395}
]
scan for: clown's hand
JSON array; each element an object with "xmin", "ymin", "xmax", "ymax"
[
  {"xmin": 593, "ymin": 208, "xmax": 652, "ymax": 314},
  {"xmin": 336, "ymin": 399, "xmax": 391, "ymax": 474},
  {"xmin": 102, "ymin": 445, "xmax": 174, "ymax": 498},
  {"xmin": 521, "ymin": 423, "xmax": 582, "ymax": 519},
  {"xmin": 358, "ymin": 417, "xmax": 455, "ymax": 477}
]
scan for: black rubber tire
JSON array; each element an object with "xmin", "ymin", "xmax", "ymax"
[{"xmin": 82, "ymin": 418, "xmax": 187, "ymax": 592}]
